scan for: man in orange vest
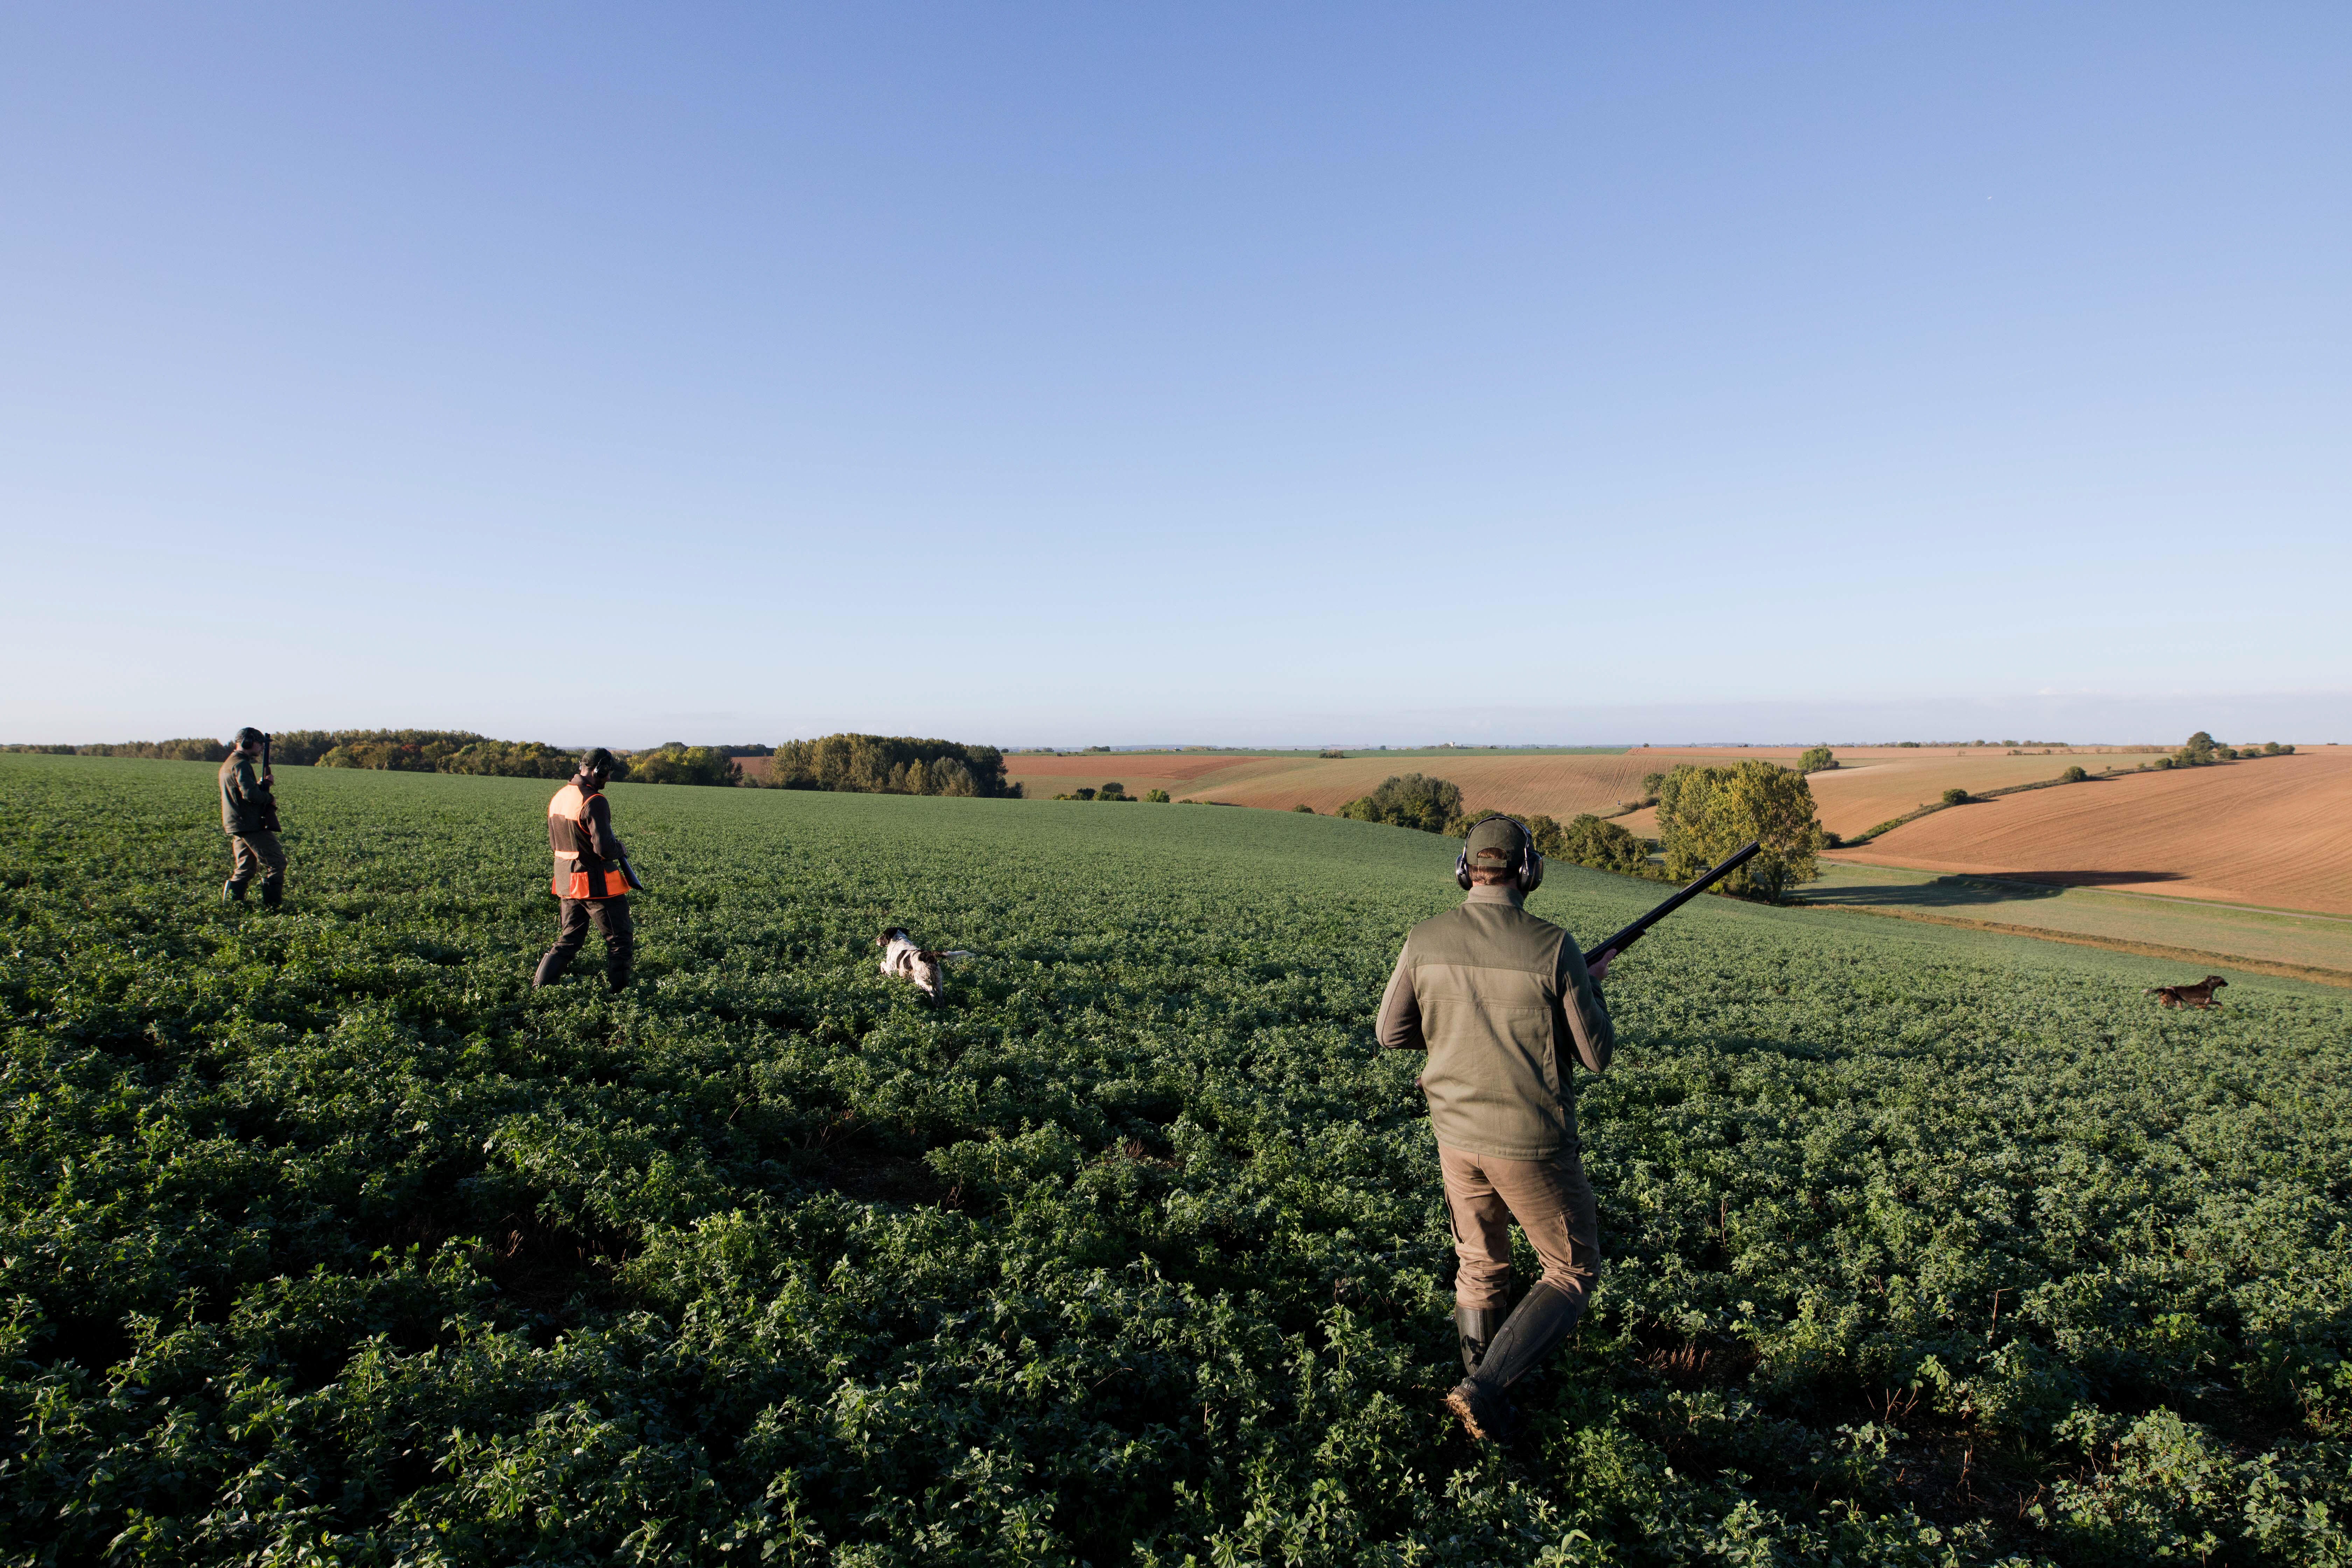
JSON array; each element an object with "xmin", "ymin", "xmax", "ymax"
[{"xmin": 532, "ymin": 748, "xmax": 637, "ymax": 992}]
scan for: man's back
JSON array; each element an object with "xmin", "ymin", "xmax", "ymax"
[{"xmin": 1378, "ymin": 885, "xmax": 1613, "ymax": 1161}]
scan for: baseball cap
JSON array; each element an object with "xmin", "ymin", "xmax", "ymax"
[{"xmin": 1464, "ymin": 816, "xmax": 1528, "ymax": 867}]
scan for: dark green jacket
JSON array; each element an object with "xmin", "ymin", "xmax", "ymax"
[
  {"xmin": 1376, "ymin": 884, "xmax": 1614, "ymax": 1161},
  {"xmin": 218, "ymin": 754, "xmax": 276, "ymax": 836}
]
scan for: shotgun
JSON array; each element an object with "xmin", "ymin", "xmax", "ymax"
[
  {"xmin": 257, "ymin": 732, "xmax": 283, "ymax": 833},
  {"xmin": 1582, "ymin": 840, "xmax": 1760, "ymax": 969}
]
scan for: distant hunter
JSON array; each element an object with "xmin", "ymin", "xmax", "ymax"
[
  {"xmin": 1377, "ymin": 814, "xmax": 1616, "ymax": 1443},
  {"xmin": 218, "ymin": 726, "xmax": 285, "ymax": 907},
  {"xmin": 532, "ymin": 748, "xmax": 636, "ymax": 992}
]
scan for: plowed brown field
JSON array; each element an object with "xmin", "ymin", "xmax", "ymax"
[
  {"xmin": 1003, "ymin": 745, "xmax": 2176, "ymax": 824},
  {"xmin": 1003, "ymin": 752, "xmax": 1661, "ymax": 816},
  {"xmin": 1835, "ymin": 747, "xmax": 2352, "ymax": 916}
]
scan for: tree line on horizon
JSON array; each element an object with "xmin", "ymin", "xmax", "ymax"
[{"xmin": 1330, "ymin": 764, "xmax": 1825, "ymax": 902}]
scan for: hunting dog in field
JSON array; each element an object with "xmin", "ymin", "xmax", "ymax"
[
  {"xmin": 877, "ymin": 928, "xmax": 972, "ymax": 1004},
  {"xmin": 2147, "ymin": 975, "xmax": 2228, "ymax": 1009}
]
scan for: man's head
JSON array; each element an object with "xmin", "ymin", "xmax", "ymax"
[
  {"xmin": 1456, "ymin": 815, "xmax": 1543, "ymax": 891},
  {"xmin": 577, "ymin": 747, "xmax": 618, "ymax": 788},
  {"xmin": 234, "ymin": 727, "xmax": 266, "ymax": 756}
]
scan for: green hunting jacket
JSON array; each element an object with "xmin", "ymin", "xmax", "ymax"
[
  {"xmin": 218, "ymin": 754, "xmax": 275, "ymax": 836},
  {"xmin": 1376, "ymin": 884, "xmax": 1614, "ymax": 1162}
]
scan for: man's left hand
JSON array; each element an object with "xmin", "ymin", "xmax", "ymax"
[{"xmin": 1589, "ymin": 948, "xmax": 1616, "ymax": 983}]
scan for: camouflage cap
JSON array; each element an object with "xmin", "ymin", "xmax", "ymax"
[{"xmin": 1463, "ymin": 815, "xmax": 1529, "ymax": 866}]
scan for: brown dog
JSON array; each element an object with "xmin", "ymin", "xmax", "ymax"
[{"xmin": 2147, "ymin": 975, "xmax": 2228, "ymax": 1009}]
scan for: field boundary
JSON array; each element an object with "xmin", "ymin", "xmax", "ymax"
[{"xmin": 1803, "ymin": 901, "xmax": 2352, "ymax": 986}]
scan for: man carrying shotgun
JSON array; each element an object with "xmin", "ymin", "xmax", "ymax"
[
  {"xmin": 1381, "ymin": 821, "xmax": 1760, "ymax": 1441},
  {"xmin": 218, "ymin": 726, "xmax": 286, "ymax": 907},
  {"xmin": 1377, "ymin": 814, "xmax": 1615, "ymax": 1442},
  {"xmin": 532, "ymin": 748, "xmax": 638, "ymax": 993}
]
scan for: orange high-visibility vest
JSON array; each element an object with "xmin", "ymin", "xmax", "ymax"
[{"xmin": 547, "ymin": 783, "xmax": 629, "ymax": 899}]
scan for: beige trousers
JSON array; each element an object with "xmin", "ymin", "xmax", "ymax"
[{"xmin": 1439, "ymin": 1144, "xmax": 1600, "ymax": 1314}]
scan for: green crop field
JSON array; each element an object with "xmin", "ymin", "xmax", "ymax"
[{"xmin": 3, "ymin": 755, "xmax": 2349, "ymax": 1566}]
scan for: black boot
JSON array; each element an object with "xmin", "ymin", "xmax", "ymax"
[
  {"xmin": 606, "ymin": 956, "xmax": 633, "ymax": 993},
  {"xmin": 1456, "ymin": 1306, "xmax": 1509, "ymax": 1377},
  {"xmin": 532, "ymin": 949, "xmax": 574, "ymax": 989},
  {"xmin": 260, "ymin": 881, "xmax": 283, "ymax": 909},
  {"xmin": 223, "ymin": 880, "xmax": 246, "ymax": 904},
  {"xmin": 1444, "ymin": 1281, "xmax": 1586, "ymax": 1443}
]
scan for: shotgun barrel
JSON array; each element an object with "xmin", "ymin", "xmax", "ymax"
[
  {"xmin": 1582, "ymin": 840, "xmax": 1761, "ymax": 969},
  {"xmin": 257, "ymin": 732, "xmax": 282, "ymax": 833}
]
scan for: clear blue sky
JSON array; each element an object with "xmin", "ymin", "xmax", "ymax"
[{"xmin": 5, "ymin": 5, "xmax": 2347, "ymax": 747}]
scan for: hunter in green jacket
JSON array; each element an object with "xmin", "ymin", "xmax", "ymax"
[
  {"xmin": 1377, "ymin": 814, "xmax": 1615, "ymax": 1443},
  {"xmin": 217, "ymin": 727, "xmax": 286, "ymax": 906}
]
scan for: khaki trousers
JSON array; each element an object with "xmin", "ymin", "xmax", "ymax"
[
  {"xmin": 1440, "ymin": 1144, "xmax": 1600, "ymax": 1314},
  {"xmin": 227, "ymin": 831, "xmax": 286, "ymax": 889}
]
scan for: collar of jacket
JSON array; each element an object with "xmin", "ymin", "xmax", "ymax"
[{"xmin": 1463, "ymin": 884, "xmax": 1526, "ymax": 907}]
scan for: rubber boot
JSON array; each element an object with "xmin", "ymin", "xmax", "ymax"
[
  {"xmin": 1456, "ymin": 1306, "xmax": 1509, "ymax": 1377},
  {"xmin": 606, "ymin": 954, "xmax": 633, "ymax": 993},
  {"xmin": 260, "ymin": 881, "xmax": 283, "ymax": 909},
  {"xmin": 223, "ymin": 880, "xmax": 246, "ymax": 904},
  {"xmin": 532, "ymin": 949, "xmax": 574, "ymax": 989},
  {"xmin": 1444, "ymin": 1281, "xmax": 1585, "ymax": 1443}
]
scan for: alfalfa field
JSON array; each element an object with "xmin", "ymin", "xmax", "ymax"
[{"xmin": 4, "ymin": 752, "xmax": 2351, "ymax": 1566}]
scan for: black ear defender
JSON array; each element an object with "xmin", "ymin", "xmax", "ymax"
[{"xmin": 1454, "ymin": 814, "xmax": 1544, "ymax": 893}]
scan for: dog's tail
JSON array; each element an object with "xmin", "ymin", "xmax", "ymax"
[{"xmin": 921, "ymin": 949, "xmax": 976, "ymax": 962}]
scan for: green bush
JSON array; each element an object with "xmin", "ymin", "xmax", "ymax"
[
  {"xmin": 1144, "ymin": 789, "xmax": 1172, "ymax": 803},
  {"xmin": 1527, "ymin": 811, "xmax": 1664, "ymax": 880},
  {"xmin": 1942, "ymin": 787, "xmax": 1970, "ymax": 806},
  {"xmin": 1656, "ymin": 761, "xmax": 1825, "ymax": 902},
  {"xmin": 2061, "ymin": 765, "xmax": 2089, "ymax": 783},
  {"xmin": 1796, "ymin": 746, "xmax": 1836, "ymax": 774},
  {"xmin": 1290, "ymin": 802, "xmax": 1313, "ymax": 813},
  {"xmin": 439, "ymin": 740, "xmax": 581, "ymax": 779},
  {"xmin": 622, "ymin": 744, "xmax": 741, "ymax": 787},
  {"xmin": 1335, "ymin": 773, "xmax": 1462, "ymax": 833}
]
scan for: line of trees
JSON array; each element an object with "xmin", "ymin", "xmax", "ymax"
[
  {"xmin": 2163, "ymin": 730, "xmax": 2294, "ymax": 768},
  {"xmin": 762, "ymin": 734, "xmax": 1015, "ymax": 798},
  {"xmin": 1526, "ymin": 812, "xmax": 1667, "ymax": 881},
  {"xmin": 3, "ymin": 729, "xmax": 1032, "ymax": 794},
  {"xmin": 3, "ymin": 738, "xmax": 233, "ymax": 761}
]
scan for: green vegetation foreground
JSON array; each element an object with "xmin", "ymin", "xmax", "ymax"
[{"xmin": 1, "ymin": 756, "xmax": 2348, "ymax": 1565}]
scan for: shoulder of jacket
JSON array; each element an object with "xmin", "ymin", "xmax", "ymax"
[{"xmin": 1407, "ymin": 906, "xmax": 1465, "ymax": 940}]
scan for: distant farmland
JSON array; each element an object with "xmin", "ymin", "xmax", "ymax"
[
  {"xmin": 1835, "ymin": 745, "xmax": 2352, "ymax": 916},
  {"xmin": 1004, "ymin": 749, "xmax": 1654, "ymax": 817},
  {"xmin": 1004, "ymin": 744, "xmax": 2171, "ymax": 827}
]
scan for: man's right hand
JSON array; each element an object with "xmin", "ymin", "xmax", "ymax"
[{"xmin": 1589, "ymin": 947, "xmax": 1616, "ymax": 983}]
